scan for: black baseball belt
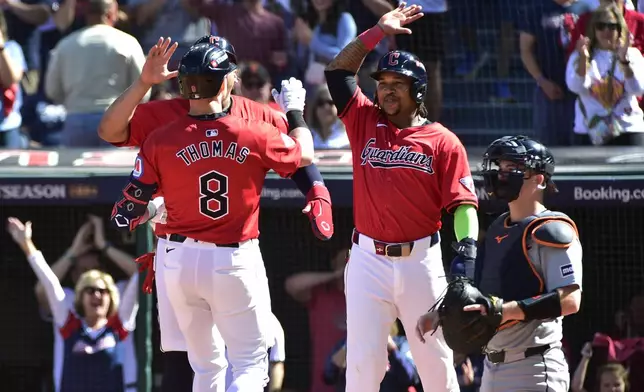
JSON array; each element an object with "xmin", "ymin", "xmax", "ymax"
[
  {"xmin": 162, "ymin": 233, "xmax": 240, "ymax": 248},
  {"xmin": 352, "ymin": 229, "xmax": 440, "ymax": 257},
  {"xmin": 486, "ymin": 344, "xmax": 552, "ymax": 364}
]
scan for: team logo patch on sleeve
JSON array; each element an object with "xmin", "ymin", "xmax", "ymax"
[
  {"xmin": 459, "ymin": 176, "xmax": 475, "ymax": 195},
  {"xmin": 560, "ymin": 264, "xmax": 574, "ymax": 277},
  {"xmin": 133, "ymin": 156, "xmax": 144, "ymax": 178}
]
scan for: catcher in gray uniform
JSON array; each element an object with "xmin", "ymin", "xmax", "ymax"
[{"xmin": 417, "ymin": 135, "xmax": 583, "ymax": 392}]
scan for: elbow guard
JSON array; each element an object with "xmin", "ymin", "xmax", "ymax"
[
  {"xmin": 111, "ymin": 178, "xmax": 157, "ymax": 232},
  {"xmin": 517, "ymin": 291, "xmax": 562, "ymax": 321}
]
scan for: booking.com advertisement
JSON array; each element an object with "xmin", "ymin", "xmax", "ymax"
[{"xmin": 1, "ymin": 176, "xmax": 644, "ymax": 208}]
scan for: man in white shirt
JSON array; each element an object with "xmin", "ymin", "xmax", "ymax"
[{"xmin": 45, "ymin": 0, "xmax": 148, "ymax": 147}]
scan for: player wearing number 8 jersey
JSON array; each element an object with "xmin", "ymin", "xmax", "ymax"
[
  {"xmin": 100, "ymin": 35, "xmax": 332, "ymax": 391},
  {"xmin": 110, "ymin": 44, "xmax": 314, "ymax": 391},
  {"xmin": 324, "ymin": 3, "xmax": 480, "ymax": 392}
]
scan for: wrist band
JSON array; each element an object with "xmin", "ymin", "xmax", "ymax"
[
  {"xmin": 358, "ymin": 25, "xmax": 385, "ymax": 51},
  {"xmin": 286, "ymin": 110, "xmax": 307, "ymax": 132}
]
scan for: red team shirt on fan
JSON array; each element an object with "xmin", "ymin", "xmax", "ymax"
[
  {"xmin": 132, "ymin": 114, "xmax": 302, "ymax": 243},
  {"xmin": 113, "ymin": 96, "xmax": 289, "ymax": 237},
  {"xmin": 340, "ymin": 88, "xmax": 478, "ymax": 243}
]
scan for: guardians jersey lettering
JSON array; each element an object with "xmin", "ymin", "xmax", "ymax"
[
  {"xmin": 337, "ymin": 86, "xmax": 478, "ymax": 242},
  {"xmin": 360, "ymin": 138, "xmax": 434, "ymax": 174}
]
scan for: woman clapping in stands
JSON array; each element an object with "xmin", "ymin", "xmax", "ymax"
[{"xmin": 6, "ymin": 217, "xmax": 138, "ymax": 392}]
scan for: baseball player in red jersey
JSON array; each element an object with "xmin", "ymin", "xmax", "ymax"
[
  {"xmin": 99, "ymin": 36, "xmax": 332, "ymax": 391},
  {"xmin": 110, "ymin": 44, "xmax": 314, "ymax": 391},
  {"xmin": 323, "ymin": 3, "xmax": 481, "ymax": 392}
]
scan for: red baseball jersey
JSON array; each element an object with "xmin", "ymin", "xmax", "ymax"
[
  {"xmin": 133, "ymin": 114, "xmax": 302, "ymax": 243},
  {"xmin": 340, "ymin": 88, "xmax": 478, "ymax": 243},
  {"xmin": 115, "ymin": 96, "xmax": 288, "ymax": 237},
  {"xmin": 115, "ymin": 95, "xmax": 289, "ymax": 148}
]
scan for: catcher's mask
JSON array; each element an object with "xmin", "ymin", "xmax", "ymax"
[
  {"xmin": 481, "ymin": 135, "xmax": 557, "ymax": 202},
  {"xmin": 178, "ymin": 44, "xmax": 237, "ymax": 100}
]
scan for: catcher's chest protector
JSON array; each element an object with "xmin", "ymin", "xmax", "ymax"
[{"xmin": 478, "ymin": 211, "xmax": 572, "ymax": 302}]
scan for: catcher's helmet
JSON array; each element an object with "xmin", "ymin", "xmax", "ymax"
[
  {"xmin": 178, "ymin": 44, "xmax": 237, "ymax": 100},
  {"xmin": 192, "ymin": 35, "xmax": 237, "ymax": 64},
  {"xmin": 481, "ymin": 135, "xmax": 557, "ymax": 202},
  {"xmin": 371, "ymin": 50, "xmax": 427, "ymax": 104}
]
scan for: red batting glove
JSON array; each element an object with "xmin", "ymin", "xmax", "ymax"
[{"xmin": 303, "ymin": 184, "xmax": 334, "ymax": 241}]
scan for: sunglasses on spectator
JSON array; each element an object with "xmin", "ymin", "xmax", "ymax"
[
  {"xmin": 316, "ymin": 99, "xmax": 334, "ymax": 107},
  {"xmin": 84, "ymin": 287, "xmax": 109, "ymax": 296},
  {"xmin": 595, "ymin": 22, "xmax": 620, "ymax": 31}
]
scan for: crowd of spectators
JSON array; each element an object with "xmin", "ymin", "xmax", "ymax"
[{"xmin": 0, "ymin": 0, "xmax": 641, "ymax": 150}]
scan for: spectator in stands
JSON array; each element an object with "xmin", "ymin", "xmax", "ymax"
[
  {"xmin": 566, "ymin": 4, "xmax": 644, "ymax": 145},
  {"xmin": 614, "ymin": 293, "xmax": 644, "ymax": 338},
  {"xmin": 238, "ymin": 61, "xmax": 281, "ymax": 111},
  {"xmin": 285, "ymin": 248, "xmax": 348, "ymax": 392},
  {"xmin": 293, "ymin": 0, "xmax": 356, "ymax": 88},
  {"xmin": 32, "ymin": 215, "xmax": 140, "ymax": 392},
  {"xmin": 572, "ymin": 343, "xmax": 629, "ymax": 392},
  {"xmin": 186, "ymin": 0, "xmax": 288, "ymax": 80},
  {"xmin": 322, "ymin": 320, "xmax": 421, "ymax": 392},
  {"xmin": 395, "ymin": 0, "xmax": 445, "ymax": 121},
  {"xmin": 307, "ymin": 84, "xmax": 348, "ymax": 149},
  {"xmin": 568, "ymin": 0, "xmax": 644, "ymax": 119},
  {"xmin": 127, "ymin": 0, "xmax": 209, "ymax": 64},
  {"xmin": 454, "ymin": 0, "xmax": 517, "ymax": 103},
  {"xmin": 0, "ymin": 10, "xmax": 27, "ymax": 148},
  {"xmin": 519, "ymin": 0, "xmax": 582, "ymax": 146},
  {"xmin": 45, "ymin": 0, "xmax": 147, "ymax": 147},
  {"xmin": 3, "ymin": 0, "xmax": 50, "ymax": 58},
  {"xmin": 6, "ymin": 217, "xmax": 139, "ymax": 392}
]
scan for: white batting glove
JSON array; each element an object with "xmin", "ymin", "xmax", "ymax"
[
  {"xmin": 271, "ymin": 77, "xmax": 306, "ymax": 112},
  {"xmin": 150, "ymin": 197, "xmax": 167, "ymax": 224}
]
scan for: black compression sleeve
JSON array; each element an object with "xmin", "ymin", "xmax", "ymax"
[
  {"xmin": 286, "ymin": 110, "xmax": 307, "ymax": 131},
  {"xmin": 324, "ymin": 69, "xmax": 358, "ymax": 116},
  {"xmin": 517, "ymin": 291, "xmax": 562, "ymax": 321}
]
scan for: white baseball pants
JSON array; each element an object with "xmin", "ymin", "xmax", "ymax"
[
  {"xmin": 345, "ymin": 232, "xmax": 459, "ymax": 392},
  {"xmin": 160, "ymin": 237, "xmax": 270, "ymax": 392}
]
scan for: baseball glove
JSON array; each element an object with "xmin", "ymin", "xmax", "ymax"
[{"xmin": 431, "ymin": 276, "xmax": 503, "ymax": 354}]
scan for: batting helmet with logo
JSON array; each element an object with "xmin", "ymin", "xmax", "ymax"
[
  {"xmin": 192, "ymin": 35, "xmax": 238, "ymax": 64},
  {"xmin": 371, "ymin": 50, "xmax": 427, "ymax": 104},
  {"xmin": 178, "ymin": 44, "xmax": 237, "ymax": 100}
]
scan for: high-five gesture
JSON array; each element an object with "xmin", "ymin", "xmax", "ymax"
[
  {"xmin": 140, "ymin": 37, "xmax": 179, "ymax": 86},
  {"xmin": 377, "ymin": 2, "xmax": 424, "ymax": 36}
]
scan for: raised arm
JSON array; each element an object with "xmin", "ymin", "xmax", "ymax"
[
  {"xmin": 324, "ymin": 3, "xmax": 423, "ymax": 114},
  {"xmin": 98, "ymin": 38, "xmax": 178, "ymax": 145},
  {"xmin": 7, "ymin": 219, "xmax": 70, "ymax": 327},
  {"xmin": 34, "ymin": 222, "xmax": 94, "ymax": 315},
  {"xmin": 118, "ymin": 272, "xmax": 140, "ymax": 331}
]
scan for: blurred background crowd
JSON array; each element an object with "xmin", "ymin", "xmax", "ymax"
[
  {"xmin": 2, "ymin": 0, "xmax": 644, "ymax": 391},
  {"xmin": 0, "ymin": 0, "xmax": 642, "ymax": 149}
]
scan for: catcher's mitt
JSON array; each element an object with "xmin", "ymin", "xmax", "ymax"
[{"xmin": 431, "ymin": 276, "xmax": 503, "ymax": 354}]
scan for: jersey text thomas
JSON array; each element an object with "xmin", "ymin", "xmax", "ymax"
[{"xmin": 134, "ymin": 114, "xmax": 301, "ymax": 243}]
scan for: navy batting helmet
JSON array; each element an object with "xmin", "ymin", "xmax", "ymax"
[
  {"xmin": 481, "ymin": 135, "xmax": 557, "ymax": 202},
  {"xmin": 371, "ymin": 50, "xmax": 427, "ymax": 104},
  {"xmin": 178, "ymin": 44, "xmax": 237, "ymax": 100},
  {"xmin": 192, "ymin": 35, "xmax": 237, "ymax": 64}
]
